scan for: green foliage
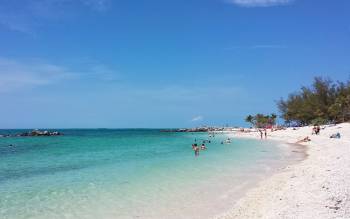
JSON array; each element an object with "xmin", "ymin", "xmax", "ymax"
[
  {"xmin": 245, "ymin": 115, "xmax": 254, "ymax": 125},
  {"xmin": 245, "ymin": 113, "xmax": 277, "ymax": 128},
  {"xmin": 311, "ymin": 117, "xmax": 327, "ymax": 126},
  {"xmin": 277, "ymin": 77, "xmax": 350, "ymax": 125}
]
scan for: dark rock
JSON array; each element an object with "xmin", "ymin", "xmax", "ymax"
[
  {"xmin": 160, "ymin": 127, "xmax": 227, "ymax": 133},
  {"xmin": 0, "ymin": 130, "xmax": 63, "ymax": 138}
]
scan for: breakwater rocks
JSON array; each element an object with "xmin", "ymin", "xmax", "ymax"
[
  {"xmin": 0, "ymin": 129, "xmax": 63, "ymax": 137},
  {"xmin": 160, "ymin": 127, "xmax": 227, "ymax": 132}
]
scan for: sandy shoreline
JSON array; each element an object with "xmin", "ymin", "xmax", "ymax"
[{"xmin": 216, "ymin": 123, "xmax": 350, "ymax": 219}]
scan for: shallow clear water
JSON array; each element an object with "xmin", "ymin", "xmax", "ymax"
[{"xmin": 0, "ymin": 129, "xmax": 297, "ymax": 219}]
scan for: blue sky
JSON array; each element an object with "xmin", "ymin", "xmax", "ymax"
[{"xmin": 0, "ymin": 0, "xmax": 349, "ymax": 128}]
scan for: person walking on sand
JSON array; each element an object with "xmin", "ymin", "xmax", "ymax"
[
  {"xmin": 312, "ymin": 125, "xmax": 321, "ymax": 135},
  {"xmin": 259, "ymin": 129, "xmax": 263, "ymax": 139},
  {"xmin": 264, "ymin": 129, "xmax": 267, "ymax": 139}
]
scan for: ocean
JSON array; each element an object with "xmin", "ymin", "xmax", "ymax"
[{"xmin": 0, "ymin": 129, "xmax": 301, "ymax": 219}]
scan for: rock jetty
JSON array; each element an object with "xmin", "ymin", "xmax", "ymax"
[
  {"xmin": 0, "ymin": 129, "xmax": 63, "ymax": 137},
  {"xmin": 160, "ymin": 127, "xmax": 230, "ymax": 132}
]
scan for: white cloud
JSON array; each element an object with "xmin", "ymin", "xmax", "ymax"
[
  {"xmin": 0, "ymin": 57, "xmax": 118, "ymax": 93},
  {"xmin": 250, "ymin": 44, "xmax": 287, "ymax": 49},
  {"xmin": 227, "ymin": 0, "xmax": 293, "ymax": 7},
  {"xmin": 83, "ymin": 63, "xmax": 119, "ymax": 82},
  {"xmin": 0, "ymin": 58, "xmax": 75, "ymax": 92},
  {"xmin": 191, "ymin": 116, "xmax": 203, "ymax": 122},
  {"xmin": 225, "ymin": 44, "xmax": 287, "ymax": 50},
  {"xmin": 0, "ymin": 0, "xmax": 111, "ymax": 34},
  {"xmin": 81, "ymin": 0, "xmax": 111, "ymax": 11}
]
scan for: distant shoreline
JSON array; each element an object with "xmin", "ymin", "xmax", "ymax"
[{"xmin": 160, "ymin": 127, "xmax": 241, "ymax": 132}]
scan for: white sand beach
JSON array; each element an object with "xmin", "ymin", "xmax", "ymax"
[{"xmin": 218, "ymin": 123, "xmax": 350, "ymax": 219}]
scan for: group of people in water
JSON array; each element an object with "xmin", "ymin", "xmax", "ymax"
[
  {"xmin": 191, "ymin": 135, "xmax": 214, "ymax": 156},
  {"xmin": 192, "ymin": 133, "xmax": 233, "ymax": 156},
  {"xmin": 192, "ymin": 142, "xmax": 207, "ymax": 156},
  {"xmin": 221, "ymin": 138, "xmax": 231, "ymax": 144}
]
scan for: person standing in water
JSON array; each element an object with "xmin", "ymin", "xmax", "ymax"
[
  {"xmin": 192, "ymin": 143, "xmax": 199, "ymax": 156},
  {"xmin": 194, "ymin": 146, "xmax": 200, "ymax": 156}
]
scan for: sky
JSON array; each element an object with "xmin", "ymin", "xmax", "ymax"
[{"xmin": 0, "ymin": 0, "xmax": 349, "ymax": 128}]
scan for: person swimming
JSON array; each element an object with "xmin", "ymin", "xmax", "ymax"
[{"xmin": 201, "ymin": 143, "xmax": 207, "ymax": 150}]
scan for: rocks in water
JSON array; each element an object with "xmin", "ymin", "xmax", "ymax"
[
  {"xmin": 1, "ymin": 130, "xmax": 63, "ymax": 137},
  {"xmin": 160, "ymin": 127, "xmax": 229, "ymax": 132},
  {"xmin": 0, "ymin": 134, "xmax": 11, "ymax": 138},
  {"xmin": 20, "ymin": 130, "xmax": 62, "ymax": 137}
]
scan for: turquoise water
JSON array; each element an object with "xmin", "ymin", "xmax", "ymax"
[{"xmin": 0, "ymin": 129, "xmax": 294, "ymax": 219}]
